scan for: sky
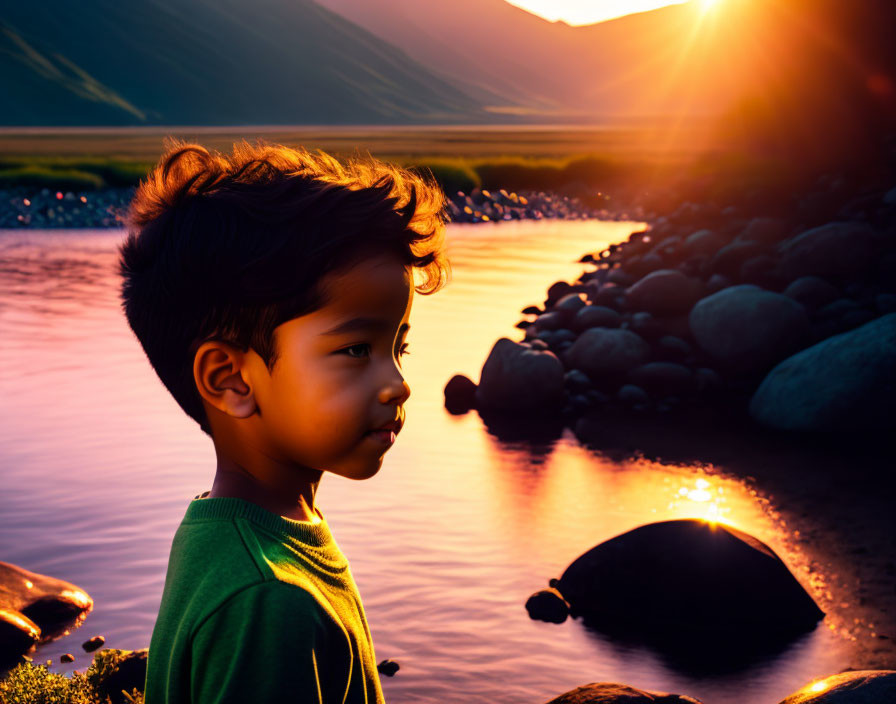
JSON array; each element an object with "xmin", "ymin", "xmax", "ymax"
[{"xmin": 505, "ymin": 0, "xmax": 690, "ymax": 25}]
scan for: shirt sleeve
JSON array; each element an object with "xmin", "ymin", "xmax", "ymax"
[{"xmin": 190, "ymin": 580, "xmax": 333, "ymax": 704}]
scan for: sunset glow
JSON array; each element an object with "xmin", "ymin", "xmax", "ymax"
[{"xmin": 505, "ymin": 0, "xmax": 691, "ymax": 25}]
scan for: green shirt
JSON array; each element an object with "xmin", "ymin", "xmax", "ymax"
[{"xmin": 144, "ymin": 493, "xmax": 386, "ymax": 704}]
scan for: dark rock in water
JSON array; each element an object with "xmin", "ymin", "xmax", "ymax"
[
  {"xmin": 592, "ymin": 284, "xmax": 625, "ymax": 310},
  {"xmin": 683, "ymin": 228, "xmax": 726, "ymax": 255},
  {"xmin": 94, "ymin": 648, "xmax": 148, "ymax": 704},
  {"xmin": 475, "ymin": 338, "xmax": 565, "ymax": 413},
  {"xmin": 689, "ymin": 285, "xmax": 810, "ymax": 375},
  {"xmin": 608, "ymin": 269, "xmax": 636, "ymax": 287},
  {"xmin": 710, "ymin": 240, "xmax": 765, "ymax": 278},
  {"xmin": 0, "ymin": 608, "xmax": 40, "ymax": 669},
  {"xmin": 876, "ymin": 293, "xmax": 896, "ymax": 313},
  {"xmin": 783, "ymin": 276, "xmax": 841, "ymax": 311},
  {"xmin": 705, "ymin": 273, "xmax": 732, "ymax": 293},
  {"xmin": 564, "ymin": 369, "xmax": 592, "ymax": 392},
  {"xmin": 82, "ymin": 635, "xmax": 105, "ymax": 652},
  {"xmin": 656, "ymin": 335, "xmax": 692, "ymax": 362},
  {"xmin": 778, "ymin": 221, "xmax": 874, "ymax": 281},
  {"xmin": 625, "ymin": 270, "xmax": 703, "ymax": 315},
  {"xmin": 739, "ymin": 255, "xmax": 783, "ymax": 289},
  {"xmin": 778, "ymin": 670, "xmax": 896, "ymax": 704},
  {"xmin": 694, "ymin": 367, "xmax": 723, "ymax": 393},
  {"xmin": 740, "ymin": 217, "xmax": 789, "ymax": 244},
  {"xmin": 547, "ymin": 281, "xmax": 575, "ymax": 306},
  {"xmin": 377, "ymin": 658, "xmax": 400, "ymax": 677},
  {"xmin": 550, "ymin": 519, "xmax": 823, "ymax": 643},
  {"xmin": 544, "ymin": 682, "xmax": 704, "ymax": 704},
  {"xmin": 572, "ymin": 305, "xmax": 622, "ymax": 331},
  {"xmin": 616, "ymin": 384, "xmax": 650, "ymax": 407},
  {"xmin": 554, "ymin": 292, "xmax": 587, "ymax": 318},
  {"xmin": 564, "ymin": 328, "xmax": 651, "ymax": 378},
  {"xmin": 60, "ymin": 652, "xmax": 75, "ymax": 663},
  {"xmin": 628, "ymin": 362, "xmax": 694, "ymax": 397},
  {"xmin": 749, "ymin": 313, "xmax": 896, "ymax": 431},
  {"xmin": 525, "ymin": 588, "xmax": 569, "ymax": 624},
  {"xmin": 0, "ymin": 560, "xmax": 93, "ymax": 665},
  {"xmin": 444, "ymin": 374, "xmax": 477, "ymax": 414},
  {"xmin": 534, "ymin": 311, "xmax": 566, "ymax": 331},
  {"xmin": 814, "ymin": 298, "xmax": 862, "ymax": 321},
  {"xmin": 522, "ymin": 305, "xmax": 542, "ymax": 315}
]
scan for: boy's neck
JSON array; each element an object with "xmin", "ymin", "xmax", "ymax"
[{"xmin": 207, "ymin": 457, "xmax": 323, "ymax": 523}]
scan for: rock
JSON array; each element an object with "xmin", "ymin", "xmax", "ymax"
[
  {"xmin": 544, "ymin": 682, "xmax": 704, "ymax": 704},
  {"xmin": 82, "ymin": 635, "xmax": 105, "ymax": 652},
  {"xmin": 564, "ymin": 369, "xmax": 592, "ymax": 392},
  {"xmin": 710, "ymin": 241, "xmax": 765, "ymax": 277},
  {"xmin": 607, "ymin": 269, "xmax": 635, "ymax": 286},
  {"xmin": 876, "ymin": 293, "xmax": 896, "ymax": 313},
  {"xmin": 656, "ymin": 336, "xmax": 692, "ymax": 362},
  {"xmin": 814, "ymin": 298, "xmax": 862, "ymax": 320},
  {"xmin": 475, "ymin": 338, "xmax": 565, "ymax": 413},
  {"xmin": 629, "ymin": 311, "xmax": 662, "ymax": 341},
  {"xmin": 0, "ymin": 561, "xmax": 93, "ymax": 664},
  {"xmin": 625, "ymin": 270, "xmax": 703, "ymax": 316},
  {"xmin": 884, "ymin": 186, "xmax": 896, "ymax": 205},
  {"xmin": 694, "ymin": 367, "xmax": 723, "ymax": 393},
  {"xmin": 783, "ymin": 277, "xmax": 841, "ymax": 311},
  {"xmin": 683, "ymin": 229, "xmax": 726, "ymax": 255},
  {"xmin": 705, "ymin": 273, "xmax": 731, "ymax": 293},
  {"xmin": 94, "ymin": 648, "xmax": 148, "ymax": 704},
  {"xmin": 749, "ymin": 313, "xmax": 896, "ymax": 431},
  {"xmin": 572, "ymin": 304, "xmax": 622, "ymax": 332},
  {"xmin": 0, "ymin": 608, "xmax": 40, "ymax": 668},
  {"xmin": 377, "ymin": 659, "xmax": 400, "ymax": 677},
  {"xmin": 778, "ymin": 221, "xmax": 874, "ymax": 281},
  {"xmin": 60, "ymin": 652, "xmax": 75, "ymax": 663},
  {"xmin": 740, "ymin": 217, "xmax": 789, "ymax": 244},
  {"xmin": 525, "ymin": 588, "xmax": 569, "ymax": 624},
  {"xmin": 550, "ymin": 519, "xmax": 823, "ymax": 641},
  {"xmin": 739, "ymin": 255, "xmax": 783, "ymax": 288},
  {"xmin": 592, "ymin": 284, "xmax": 625, "ymax": 310},
  {"xmin": 628, "ymin": 363, "xmax": 694, "ymax": 397},
  {"xmin": 554, "ymin": 292, "xmax": 587, "ymax": 318},
  {"xmin": 564, "ymin": 328, "xmax": 651, "ymax": 379},
  {"xmin": 547, "ymin": 281, "xmax": 575, "ymax": 305},
  {"xmin": 778, "ymin": 670, "xmax": 896, "ymax": 703},
  {"xmin": 616, "ymin": 384, "xmax": 649, "ymax": 406},
  {"xmin": 444, "ymin": 374, "xmax": 477, "ymax": 414},
  {"xmin": 689, "ymin": 285, "xmax": 811, "ymax": 375},
  {"xmin": 522, "ymin": 305, "xmax": 542, "ymax": 315},
  {"xmin": 534, "ymin": 311, "xmax": 566, "ymax": 331}
]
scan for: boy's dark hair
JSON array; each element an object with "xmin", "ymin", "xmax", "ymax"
[{"xmin": 118, "ymin": 139, "xmax": 450, "ymax": 437}]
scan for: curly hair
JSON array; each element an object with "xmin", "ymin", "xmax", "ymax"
[{"xmin": 118, "ymin": 138, "xmax": 450, "ymax": 436}]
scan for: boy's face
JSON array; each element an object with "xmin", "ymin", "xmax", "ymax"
[{"xmin": 244, "ymin": 251, "xmax": 413, "ymax": 481}]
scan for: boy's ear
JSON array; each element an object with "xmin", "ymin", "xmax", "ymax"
[{"xmin": 193, "ymin": 341, "xmax": 257, "ymax": 419}]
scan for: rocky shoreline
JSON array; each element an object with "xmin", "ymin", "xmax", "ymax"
[
  {"xmin": 447, "ymin": 181, "xmax": 896, "ymax": 434},
  {"xmin": 0, "ymin": 185, "xmax": 642, "ymax": 230}
]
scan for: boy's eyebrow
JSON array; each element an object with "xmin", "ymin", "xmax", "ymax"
[{"xmin": 320, "ymin": 317, "xmax": 410, "ymax": 336}]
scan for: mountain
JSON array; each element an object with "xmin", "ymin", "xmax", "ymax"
[{"xmin": 0, "ymin": 0, "xmax": 490, "ymax": 126}]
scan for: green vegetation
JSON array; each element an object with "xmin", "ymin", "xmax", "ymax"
[
  {"xmin": 0, "ymin": 158, "xmax": 154, "ymax": 191},
  {"xmin": 0, "ymin": 650, "xmax": 144, "ymax": 704}
]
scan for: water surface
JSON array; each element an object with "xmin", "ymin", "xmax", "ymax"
[{"xmin": 0, "ymin": 222, "xmax": 850, "ymax": 703}]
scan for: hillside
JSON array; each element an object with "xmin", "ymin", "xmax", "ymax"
[{"xmin": 0, "ymin": 0, "xmax": 490, "ymax": 126}]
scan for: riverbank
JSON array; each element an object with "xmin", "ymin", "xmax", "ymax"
[{"xmin": 0, "ymin": 185, "xmax": 647, "ymax": 229}]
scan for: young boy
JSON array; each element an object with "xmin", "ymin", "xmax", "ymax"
[{"xmin": 118, "ymin": 139, "xmax": 449, "ymax": 703}]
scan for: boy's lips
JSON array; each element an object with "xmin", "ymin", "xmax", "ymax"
[{"xmin": 369, "ymin": 419, "xmax": 402, "ymax": 434}]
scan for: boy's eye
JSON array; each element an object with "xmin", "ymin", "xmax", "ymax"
[{"xmin": 340, "ymin": 343, "xmax": 370, "ymax": 358}]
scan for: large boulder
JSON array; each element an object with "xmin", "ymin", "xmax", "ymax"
[
  {"xmin": 0, "ymin": 561, "xmax": 93, "ymax": 666},
  {"xmin": 625, "ymin": 270, "xmax": 703, "ymax": 315},
  {"xmin": 778, "ymin": 670, "xmax": 896, "ymax": 703},
  {"xmin": 563, "ymin": 328, "xmax": 651, "ymax": 379},
  {"xmin": 475, "ymin": 338, "xmax": 565, "ymax": 413},
  {"xmin": 689, "ymin": 285, "xmax": 810, "ymax": 375},
  {"xmin": 544, "ymin": 682, "xmax": 703, "ymax": 704},
  {"xmin": 539, "ymin": 519, "xmax": 823, "ymax": 642},
  {"xmin": 778, "ymin": 221, "xmax": 874, "ymax": 281},
  {"xmin": 749, "ymin": 313, "xmax": 896, "ymax": 431}
]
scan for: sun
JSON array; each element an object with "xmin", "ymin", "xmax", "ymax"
[{"xmin": 700, "ymin": 0, "xmax": 723, "ymax": 10}]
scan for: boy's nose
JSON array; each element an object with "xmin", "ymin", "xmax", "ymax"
[{"xmin": 379, "ymin": 375, "xmax": 410, "ymax": 405}]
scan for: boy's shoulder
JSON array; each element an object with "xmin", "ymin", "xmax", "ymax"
[{"xmin": 160, "ymin": 495, "xmax": 351, "ymax": 632}]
